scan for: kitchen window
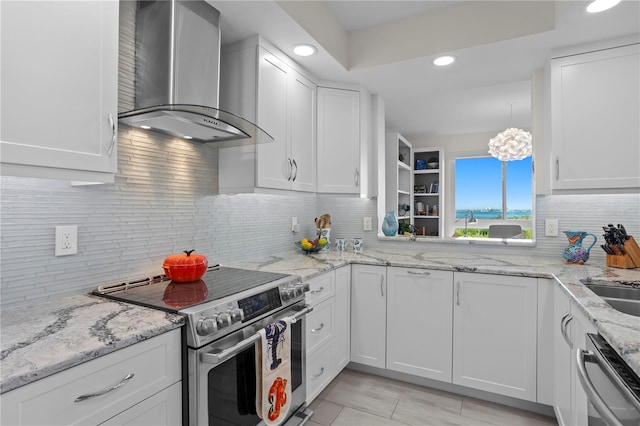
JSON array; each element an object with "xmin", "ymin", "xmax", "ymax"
[{"xmin": 451, "ymin": 155, "xmax": 533, "ymax": 239}]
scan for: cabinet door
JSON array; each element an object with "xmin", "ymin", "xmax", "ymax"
[
  {"xmin": 317, "ymin": 87, "xmax": 360, "ymax": 194},
  {"xmin": 553, "ymin": 284, "xmax": 573, "ymax": 426},
  {"xmin": 452, "ymin": 273, "xmax": 537, "ymax": 401},
  {"xmin": 334, "ymin": 266, "xmax": 351, "ymax": 372},
  {"xmin": 551, "ymin": 43, "xmax": 640, "ymax": 190},
  {"xmin": 350, "ymin": 265, "xmax": 386, "ymax": 368},
  {"xmin": 99, "ymin": 382, "xmax": 182, "ymax": 426},
  {"xmin": 256, "ymin": 48, "xmax": 290, "ymax": 190},
  {"xmin": 0, "ymin": 0, "xmax": 118, "ymax": 181},
  {"xmin": 387, "ymin": 267, "xmax": 453, "ymax": 381},
  {"xmin": 290, "ymin": 73, "xmax": 316, "ymax": 192}
]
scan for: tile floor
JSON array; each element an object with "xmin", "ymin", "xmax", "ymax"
[{"xmin": 308, "ymin": 369, "xmax": 558, "ymax": 426}]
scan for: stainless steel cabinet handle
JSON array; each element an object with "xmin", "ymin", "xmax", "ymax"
[
  {"xmin": 456, "ymin": 282, "xmax": 461, "ymax": 306},
  {"xmin": 576, "ymin": 348, "xmax": 624, "ymax": 426},
  {"xmin": 561, "ymin": 313, "xmax": 573, "ymax": 349},
  {"xmin": 311, "ymin": 367, "xmax": 325, "ymax": 380},
  {"xmin": 407, "ymin": 270, "xmax": 431, "ymax": 276},
  {"xmin": 287, "ymin": 158, "xmax": 293, "ymax": 181},
  {"xmin": 311, "ymin": 323, "xmax": 324, "ymax": 333},
  {"xmin": 355, "ymin": 168, "xmax": 360, "ymax": 187},
  {"xmin": 292, "ymin": 158, "xmax": 298, "ymax": 181},
  {"xmin": 555, "ymin": 157, "xmax": 560, "ymax": 181},
  {"xmin": 311, "ymin": 286, "xmax": 324, "ymax": 294},
  {"xmin": 201, "ymin": 305, "xmax": 313, "ymax": 365},
  {"xmin": 107, "ymin": 113, "xmax": 116, "ymax": 157},
  {"xmin": 74, "ymin": 373, "xmax": 134, "ymax": 402},
  {"xmin": 380, "ymin": 274, "xmax": 384, "ymax": 297}
]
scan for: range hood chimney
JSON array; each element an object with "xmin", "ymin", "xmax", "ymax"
[{"xmin": 119, "ymin": 0, "xmax": 272, "ymax": 146}]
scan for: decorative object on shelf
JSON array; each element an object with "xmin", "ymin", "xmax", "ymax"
[
  {"xmin": 398, "ymin": 204, "xmax": 410, "ymax": 216},
  {"xmin": 430, "ymin": 205, "xmax": 439, "ymax": 216},
  {"xmin": 382, "ymin": 211, "xmax": 399, "ymax": 236},
  {"xmin": 488, "ymin": 104, "xmax": 532, "ymax": 161},
  {"xmin": 414, "ymin": 184, "xmax": 426, "ymax": 193},
  {"xmin": 562, "ymin": 230, "xmax": 597, "ymax": 264},
  {"xmin": 398, "ymin": 221, "xmax": 414, "ymax": 236},
  {"xmin": 416, "ymin": 202, "xmax": 427, "ymax": 216},
  {"xmin": 429, "ymin": 182, "xmax": 439, "ymax": 194},
  {"xmin": 399, "ymin": 153, "xmax": 405, "ymax": 162},
  {"xmin": 416, "ymin": 159, "xmax": 427, "ymax": 170},
  {"xmin": 427, "ymin": 157, "xmax": 439, "ymax": 168}
]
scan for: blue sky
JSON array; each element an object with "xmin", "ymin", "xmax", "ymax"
[{"xmin": 455, "ymin": 157, "xmax": 532, "ymax": 210}]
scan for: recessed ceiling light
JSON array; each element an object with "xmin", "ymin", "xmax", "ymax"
[
  {"xmin": 140, "ymin": 125, "xmax": 151, "ymax": 130},
  {"xmin": 183, "ymin": 135, "xmax": 193, "ymax": 140},
  {"xmin": 586, "ymin": 0, "xmax": 621, "ymax": 13},
  {"xmin": 293, "ymin": 44, "xmax": 317, "ymax": 57},
  {"xmin": 433, "ymin": 55, "xmax": 456, "ymax": 66}
]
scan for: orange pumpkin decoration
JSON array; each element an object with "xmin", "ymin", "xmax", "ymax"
[{"xmin": 162, "ymin": 250, "xmax": 208, "ymax": 283}]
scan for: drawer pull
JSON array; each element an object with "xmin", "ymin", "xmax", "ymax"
[
  {"xmin": 311, "ymin": 323, "xmax": 325, "ymax": 333},
  {"xmin": 311, "ymin": 286, "xmax": 324, "ymax": 294},
  {"xmin": 311, "ymin": 367, "xmax": 325, "ymax": 380},
  {"xmin": 74, "ymin": 373, "xmax": 135, "ymax": 402}
]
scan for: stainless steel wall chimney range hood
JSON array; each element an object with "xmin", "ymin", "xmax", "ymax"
[{"xmin": 119, "ymin": 0, "xmax": 272, "ymax": 146}]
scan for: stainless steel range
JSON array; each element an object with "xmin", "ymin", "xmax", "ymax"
[{"xmin": 94, "ymin": 265, "xmax": 313, "ymax": 426}]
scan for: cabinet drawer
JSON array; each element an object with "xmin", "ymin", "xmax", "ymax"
[
  {"xmin": 1, "ymin": 329, "xmax": 181, "ymax": 426},
  {"xmin": 306, "ymin": 342, "xmax": 333, "ymax": 404},
  {"xmin": 305, "ymin": 272, "xmax": 335, "ymax": 306},
  {"xmin": 306, "ymin": 298, "xmax": 334, "ymax": 354}
]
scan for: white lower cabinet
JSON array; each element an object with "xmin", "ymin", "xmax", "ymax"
[
  {"xmin": 386, "ymin": 267, "xmax": 453, "ymax": 381},
  {"xmin": 305, "ymin": 266, "xmax": 351, "ymax": 403},
  {"xmin": 553, "ymin": 283, "xmax": 596, "ymax": 426},
  {"xmin": 452, "ymin": 272, "xmax": 538, "ymax": 401},
  {"xmin": 350, "ymin": 265, "xmax": 387, "ymax": 368},
  {"xmin": 1, "ymin": 329, "xmax": 182, "ymax": 426}
]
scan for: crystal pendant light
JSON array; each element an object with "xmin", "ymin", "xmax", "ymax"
[{"xmin": 488, "ymin": 104, "xmax": 532, "ymax": 161}]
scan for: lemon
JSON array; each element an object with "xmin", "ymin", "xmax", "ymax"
[
  {"xmin": 301, "ymin": 241, "xmax": 313, "ymax": 250},
  {"xmin": 301, "ymin": 238, "xmax": 309, "ymax": 244},
  {"xmin": 318, "ymin": 238, "xmax": 327, "ymax": 247}
]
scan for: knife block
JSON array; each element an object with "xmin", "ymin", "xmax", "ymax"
[{"xmin": 606, "ymin": 236, "xmax": 640, "ymax": 269}]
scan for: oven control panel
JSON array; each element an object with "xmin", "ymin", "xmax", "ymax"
[{"xmin": 184, "ymin": 277, "xmax": 307, "ymax": 348}]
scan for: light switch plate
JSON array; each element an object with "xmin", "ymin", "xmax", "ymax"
[{"xmin": 363, "ymin": 217, "xmax": 372, "ymax": 231}]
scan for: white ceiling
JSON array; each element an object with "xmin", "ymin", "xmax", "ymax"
[{"xmin": 211, "ymin": 0, "xmax": 640, "ymax": 138}]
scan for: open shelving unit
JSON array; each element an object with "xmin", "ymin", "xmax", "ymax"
[
  {"xmin": 385, "ymin": 133, "xmax": 413, "ymax": 235},
  {"xmin": 413, "ymin": 147, "xmax": 444, "ymax": 238}
]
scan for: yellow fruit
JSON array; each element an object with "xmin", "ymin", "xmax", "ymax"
[
  {"xmin": 318, "ymin": 238, "xmax": 327, "ymax": 247},
  {"xmin": 301, "ymin": 241, "xmax": 313, "ymax": 250},
  {"xmin": 301, "ymin": 238, "xmax": 309, "ymax": 244}
]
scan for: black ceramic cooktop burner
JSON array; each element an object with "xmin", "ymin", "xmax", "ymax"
[{"xmin": 94, "ymin": 267, "xmax": 291, "ymax": 312}]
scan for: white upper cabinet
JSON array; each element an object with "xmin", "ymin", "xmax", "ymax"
[
  {"xmin": 0, "ymin": 0, "xmax": 119, "ymax": 183},
  {"xmin": 219, "ymin": 39, "xmax": 316, "ymax": 193},
  {"xmin": 316, "ymin": 87, "xmax": 361, "ymax": 194},
  {"xmin": 550, "ymin": 42, "xmax": 640, "ymax": 191}
]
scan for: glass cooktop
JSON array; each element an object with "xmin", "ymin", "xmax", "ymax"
[{"xmin": 92, "ymin": 266, "xmax": 293, "ymax": 313}]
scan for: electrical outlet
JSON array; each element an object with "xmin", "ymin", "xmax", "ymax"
[
  {"xmin": 545, "ymin": 219, "xmax": 559, "ymax": 237},
  {"xmin": 363, "ymin": 217, "xmax": 372, "ymax": 231},
  {"xmin": 55, "ymin": 225, "xmax": 78, "ymax": 256}
]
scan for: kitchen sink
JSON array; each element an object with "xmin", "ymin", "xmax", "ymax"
[{"xmin": 579, "ymin": 280, "xmax": 640, "ymax": 317}]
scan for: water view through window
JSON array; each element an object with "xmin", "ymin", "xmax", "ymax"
[{"xmin": 454, "ymin": 156, "xmax": 533, "ymax": 238}]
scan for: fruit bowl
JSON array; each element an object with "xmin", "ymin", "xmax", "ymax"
[{"xmin": 295, "ymin": 240, "xmax": 325, "ymax": 253}]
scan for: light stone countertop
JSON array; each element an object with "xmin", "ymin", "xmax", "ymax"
[
  {"xmin": 230, "ymin": 248, "xmax": 640, "ymax": 379},
  {"xmin": 2, "ymin": 249, "xmax": 638, "ymax": 395},
  {"xmin": 0, "ymin": 294, "xmax": 184, "ymax": 394}
]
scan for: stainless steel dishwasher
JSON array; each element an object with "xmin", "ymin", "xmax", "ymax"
[{"xmin": 577, "ymin": 333, "xmax": 640, "ymax": 426}]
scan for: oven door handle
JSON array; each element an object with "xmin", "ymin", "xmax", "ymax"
[
  {"xmin": 576, "ymin": 348, "xmax": 625, "ymax": 426},
  {"xmin": 200, "ymin": 305, "xmax": 313, "ymax": 366}
]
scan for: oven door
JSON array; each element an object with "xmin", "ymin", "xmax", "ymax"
[
  {"xmin": 189, "ymin": 303, "xmax": 312, "ymax": 426},
  {"xmin": 577, "ymin": 334, "xmax": 640, "ymax": 426}
]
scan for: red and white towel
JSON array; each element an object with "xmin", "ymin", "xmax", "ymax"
[{"xmin": 255, "ymin": 318, "xmax": 292, "ymax": 426}]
